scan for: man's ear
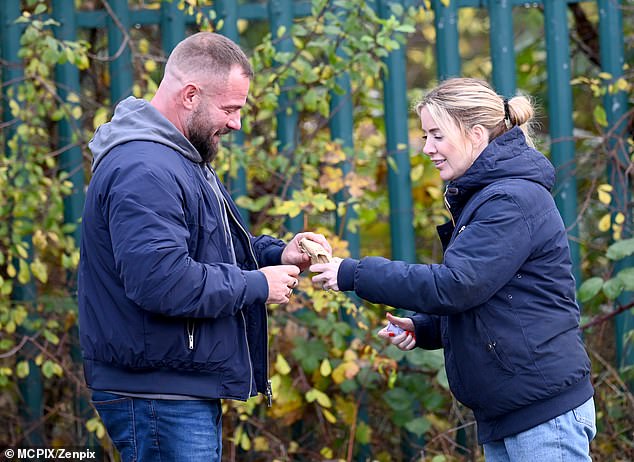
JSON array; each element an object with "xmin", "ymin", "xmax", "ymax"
[{"xmin": 181, "ymin": 83, "xmax": 199, "ymax": 110}]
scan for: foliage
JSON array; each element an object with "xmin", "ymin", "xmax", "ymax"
[{"xmin": 1, "ymin": 0, "xmax": 633, "ymax": 461}]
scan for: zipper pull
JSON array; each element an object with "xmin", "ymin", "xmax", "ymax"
[
  {"xmin": 187, "ymin": 321, "xmax": 195, "ymax": 350},
  {"xmin": 266, "ymin": 380, "xmax": 273, "ymax": 407}
]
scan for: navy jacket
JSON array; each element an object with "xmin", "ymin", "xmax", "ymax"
[
  {"xmin": 78, "ymin": 97, "xmax": 284, "ymax": 401},
  {"xmin": 338, "ymin": 127, "xmax": 593, "ymax": 443}
]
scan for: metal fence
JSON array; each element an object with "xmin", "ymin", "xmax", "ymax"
[{"xmin": 1, "ymin": 0, "xmax": 631, "ymax": 456}]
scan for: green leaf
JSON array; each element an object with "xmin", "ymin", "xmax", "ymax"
[
  {"xmin": 43, "ymin": 329, "xmax": 60, "ymax": 345},
  {"xmin": 404, "ymin": 416, "xmax": 432, "ymax": 437},
  {"xmin": 606, "ymin": 238, "xmax": 634, "ymax": 260},
  {"xmin": 16, "ymin": 361, "xmax": 30, "ymax": 379},
  {"xmin": 384, "ymin": 387, "xmax": 412, "ymax": 411},
  {"xmin": 602, "ymin": 277, "xmax": 624, "ymax": 300},
  {"xmin": 578, "ymin": 277, "xmax": 603, "ymax": 302},
  {"xmin": 355, "ymin": 421, "xmax": 372, "ymax": 444},
  {"xmin": 616, "ymin": 267, "xmax": 634, "ymax": 291},
  {"xmin": 593, "ymin": 105, "xmax": 608, "ymax": 127}
]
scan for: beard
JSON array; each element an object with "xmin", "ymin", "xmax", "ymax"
[{"xmin": 186, "ymin": 105, "xmax": 219, "ymax": 164}]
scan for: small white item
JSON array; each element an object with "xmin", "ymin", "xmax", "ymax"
[{"xmin": 385, "ymin": 321, "xmax": 404, "ymax": 335}]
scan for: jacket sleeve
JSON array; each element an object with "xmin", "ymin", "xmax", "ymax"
[
  {"xmin": 411, "ymin": 314, "xmax": 443, "ymax": 350},
  {"xmin": 106, "ymin": 153, "xmax": 267, "ymax": 319},
  {"xmin": 339, "ymin": 192, "xmax": 533, "ymax": 315},
  {"xmin": 252, "ymin": 235, "xmax": 285, "ymax": 267}
]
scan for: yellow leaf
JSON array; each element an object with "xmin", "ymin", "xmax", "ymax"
[
  {"xmin": 93, "ymin": 107, "xmax": 110, "ymax": 130},
  {"xmin": 597, "ymin": 184, "xmax": 612, "ymax": 204},
  {"xmin": 614, "ymin": 213, "xmax": 625, "ymax": 225},
  {"xmin": 343, "ymin": 361, "xmax": 360, "ymax": 380},
  {"xmin": 343, "ymin": 349, "xmax": 358, "ymax": 361},
  {"xmin": 275, "ymin": 353, "xmax": 291, "ymax": 375},
  {"xmin": 332, "ymin": 363, "xmax": 346, "ymax": 384},
  {"xmin": 322, "ymin": 408, "xmax": 337, "ymax": 423},
  {"xmin": 138, "ymin": 38, "xmax": 150, "ymax": 54},
  {"xmin": 71, "ymin": 106, "xmax": 83, "ymax": 120},
  {"xmin": 144, "ymin": 59, "xmax": 157, "ymax": 73},
  {"xmin": 30, "ymin": 258, "xmax": 48, "ymax": 284},
  {"xmin": 240, "ymin": 433, "xmax": 251, "ymax": 451},
  {"xmin": 7, "ymin": 263, "xmax": 16, "ymax": 278},
  {"xmin": 598, "ymin": 213, "xmax": 611, "ymax": 232},
  {"xmin": 320, "ymin": 447, "xmax": 333, "ymax": 458},
  {"xmin": 598, "ymin": 72, "xmax": 612, "ymax": 80},
  {"xmin": 18, "ymin": 259, "xmax": 31, "ymax": 285},
  {"xmin": 5, "ymin": 321, "xmax": 16, "ymax": 334},
  {"xmin": 320, "ymin": 359, "xmax": 332, "ymax": 377},
  {"xmin": 411, "ymin": 164, "xmax": 424, "ymax": 182},
  {"xmin": 16, "ymin": 361, "xmax": 29, "ymax": 379},
  {"xmin": 253, "ymin": 436, "xmax": 269, "ymax": 451},
  {"xmin": 16, "ymin": 244, "xmax": 28, "ymax": 259},
  {"xmin": 305, "ymin": 388, "xmax": 332, "ymax": 408},
  {"xmin": 597, "ymin": 190, "xmax": 611, "ymax": 205}
]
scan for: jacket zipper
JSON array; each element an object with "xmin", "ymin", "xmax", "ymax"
[
  {"xmin": 444, "ymin": 184, "xmax": 456, "ymax": 227},
  {"xmin": 220, "ymin": 182, "xmax": 272, "ymax": 406}
]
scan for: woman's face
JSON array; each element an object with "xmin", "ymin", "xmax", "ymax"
[{"xmin": 419, "ymin": 106, "xmax": 475, "ymax": 181}]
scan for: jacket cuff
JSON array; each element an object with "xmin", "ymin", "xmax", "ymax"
[
  {"xmin": 257, "ymin": 242, "xmax": 285, "ymax": 267},
  {"xmin": 337, "ymin": 258, "xmax": 359, "ymax": 292},
  {"xmin": 242, "ymin": 270, "xmax": 269, "ymax": 305}
]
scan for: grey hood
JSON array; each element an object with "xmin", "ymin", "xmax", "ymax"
[{"xmin": 88, "ymin": 96, "xmax": 202, "ymax": 172}]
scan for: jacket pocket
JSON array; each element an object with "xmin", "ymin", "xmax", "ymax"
[
  {"xmin": 143, "ymin": 313, "xmax": 241, "ymax": 370},
  {"xmin": 474, "ymin": 312, "xmax": 516, "ymax": 374}
]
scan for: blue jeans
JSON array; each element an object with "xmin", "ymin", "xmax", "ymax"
[
  {"xmin": 483, "ymin": 397, "xmax": 596, "ymax": 462},
  {"xmin": 91, "ymin": 391, "xmax": 222, "ymax": 462}
]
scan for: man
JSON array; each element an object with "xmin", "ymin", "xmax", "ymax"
[{"xmin": 78, "ymin": 32, "xmax": 329, "ymax": 461}]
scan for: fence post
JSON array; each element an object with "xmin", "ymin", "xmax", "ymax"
[
  {"xmin": 107, "ymin": 0, "xmax": 133, "ymax": 104},
  {"xmin": 52, "ymin": 0, "xmax": 90, "ymax": 445},
  {"xmin": 377, "ymin": 0, "xmax": 415, "ymax": 264},
  {"xmin": 268, "ymin": 0, "xmax": 303, "ymax": 233},
  {"xmin": 487, "ymin": 0, "xmax": 516, "ymax": 96},
  {"xmin": 1, "ymin": 1, "xmax": 44, "ymax": 446},
  {"xmin": 216, "ymin": 0, "xmax": 250, "ymax": 223},
  {"xmin": 598, "ymin": 0, "xmax": 633, "ymax": 386},
  {"xmin": 432, "ymin": 0, "xmax": 460, "ymax": 80},
  {"xmin": 328, "ymin": 52, "xmax": 360, "ymax": 258},
  {"xmin": 543, "ymin": 0, "xmax": 580, "ymax": 282}
]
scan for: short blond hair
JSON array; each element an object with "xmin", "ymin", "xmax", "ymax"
[{"xmin": 415, "ymin": 77, "xmax": 536, "ymax": 147}]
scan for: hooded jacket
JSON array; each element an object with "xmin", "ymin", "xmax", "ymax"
[
  {"xmin": 78, "ymin": 96, "xmax": 284, "ymax": 401},
  {"xmin": 337, "ymin": 127, "xmax": 593, "ymax": 443}
]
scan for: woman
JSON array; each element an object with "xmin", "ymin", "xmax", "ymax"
[{"xmin": 311, "ymin": 78, "xmax": 596, "ymax": 461}]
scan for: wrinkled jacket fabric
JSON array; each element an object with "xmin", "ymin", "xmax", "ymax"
[
  {"xmin": 78, "ymin": 97, "xmax": 284, "ymax": 400},
  {"xmin": 338, "ymin": 127, "xmax": 593, "ymax": 443}
]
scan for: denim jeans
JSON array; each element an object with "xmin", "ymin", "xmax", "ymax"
[
  {"xmin": 483, "ymin": 397, "xmax": 596, "ymax": 462},
  {"xmin": 91, "ymin": 391, "xmax": 222, "ymax": 462}
]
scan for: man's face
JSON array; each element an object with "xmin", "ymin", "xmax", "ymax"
[{"xmin": 186, "ymin": 66, "xmax": 250, "ymax": 163}]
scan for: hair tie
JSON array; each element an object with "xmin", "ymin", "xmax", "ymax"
[{"xmin": 503, "ymin": 97, "xmax": 512, "ymax": 128}]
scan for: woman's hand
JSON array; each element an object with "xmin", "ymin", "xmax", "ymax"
[
  {"xmin": 377, "ymin": 313, "xmax": 416, "ymax": 350},
  {"xmin": 281, "ymin": 232, "xmax": 331, "ymax": 272},
  {"xmin": 310, "ymin": 258, "xmax": 343, "ymax": 291}
]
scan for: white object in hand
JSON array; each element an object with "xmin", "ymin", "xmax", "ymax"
[{"xmin": 386, "ymin": 321, "xmax": 404, "ymax": 335}]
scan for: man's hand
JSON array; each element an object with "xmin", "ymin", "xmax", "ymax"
[
  {"xmin": 310, "ymin": 258, "xmax": 343, "ymax": 291},
  {"xmin": 377, "ymin": 313, "xmax": 416, "ymax": 350},
  {"xmin": 281, "ymin": 232, "xmax": 331, "ymax": 272},
  {"xmin": 259, "ymin": 265, "xmax": 300, "ymax": 304}
]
